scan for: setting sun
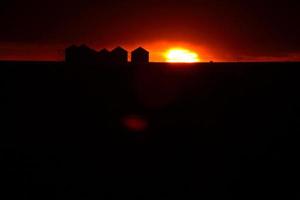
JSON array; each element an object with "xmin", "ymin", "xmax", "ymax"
[{"xmin": 165, "ymin": 48, "xmax": 200, "ymax": 63}]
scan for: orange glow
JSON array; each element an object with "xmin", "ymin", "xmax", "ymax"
[
  {"xmin": 97, "ymin": 40, "xmax": 215, "ymax": 62},
  {"xmin": 164, "ymin": 48, "xmax": 200, "ymax": 63},
  {"xmin": 132, "ymin": 41, "xmax": 210, "ymax": 62}
]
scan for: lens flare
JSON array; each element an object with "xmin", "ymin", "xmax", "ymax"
[{"xmin": 122, "ymin": 115, "xmax": 148, "ymax": 132}]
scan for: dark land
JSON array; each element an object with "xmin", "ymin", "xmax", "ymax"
[{"xmin": 1, "ymin": 61, "xmax": 300, "ymax": 199}]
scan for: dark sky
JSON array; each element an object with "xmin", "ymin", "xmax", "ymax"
[{"xmin": 0, "ymin": 0, "xmax": 299, "ymax": 61}]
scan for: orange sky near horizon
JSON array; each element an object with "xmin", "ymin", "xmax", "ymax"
[
  {"xmin": 0, "ymin": 41, "xmax": 300, "ymax": 62},
  {"xmin": 1, "ymin": 1, "xmax": 299, "ymax": 63},
  {"xmin": 0, "ymin": 41, "xmax": 215, "ymax": 62}
]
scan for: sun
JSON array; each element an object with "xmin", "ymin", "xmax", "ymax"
[{"xmin": 164, "ymin": 48, "xmax": 200, "ymax": 63}]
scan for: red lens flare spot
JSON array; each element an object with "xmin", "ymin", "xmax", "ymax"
[{"xmin": 122, "ymin": 115, "xmax": 148, "ymax": 132}]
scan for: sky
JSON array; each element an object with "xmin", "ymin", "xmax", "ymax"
[{"xmin": 0, "ymin": 0, "xmax": 299, "ymax": 62}]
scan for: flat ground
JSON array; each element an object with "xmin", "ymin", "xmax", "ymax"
[{"xmin": 1, "ymin": 61, "xmax": 299, "ymax": 199}]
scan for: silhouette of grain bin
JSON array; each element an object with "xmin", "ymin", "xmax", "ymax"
[
  {"xmin": 110, "ymin": 47, "xmax": 128, "ymax": 63},
  {"xmin": 77, "ymin": 45, "xmax": 98, "ymax": 63},
  {"xmin": 131, "ymin": 47, "xmax": 149, "ymax": 63},
  {"xmin": 65, "ymin": 44, "xmax": 97, "ymax": 63},
  {"xmin": 65, "ymin": 45, "xmax": 79, "ymax": 63},
  {"xmin": 96, "ymin": 48, "xmax": 110, "ymax": 63}
]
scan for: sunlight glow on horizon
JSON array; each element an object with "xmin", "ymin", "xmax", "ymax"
[{"xmin": 164, "ymin": 48, "xmax": 201, "ymax": 63}]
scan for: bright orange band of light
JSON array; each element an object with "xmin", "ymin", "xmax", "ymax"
[{"xmin": 164, "ymin": 48, "xmax": 201, "ymax": 63}]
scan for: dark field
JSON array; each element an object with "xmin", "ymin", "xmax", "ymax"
[{"xmin": 1, "ymin": 61, "xmax": 300, "ymax": 199}]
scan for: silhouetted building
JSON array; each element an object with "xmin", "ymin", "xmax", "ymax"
[
  {"xmin": 65, "ymin": 45, "xmax": 131, "ymax": 64},
  {"xmin": 77, "ymin": 45, "xmax": 98, "ymax": 63},
  {"xmin": 110, "ymin": 47, "xmax": 128, "ymax": 63},
  {"xmin": 65, "ymin": 45, "xmax": 98, "ymax": 64},
  {"xmin": 131, "ymin": 47, "xmax": 149, "ymax": 64},
  {"xmin": 96, "ymin": 48, "xmax": 111, "ymax": 63},
  {"xmin": 65, "ymin": 45, "xmax": 79, "ymax": 63}
]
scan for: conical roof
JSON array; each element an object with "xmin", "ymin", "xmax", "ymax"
[
  {"xmin": 132, "ymin": 47, "xmax": 148, "ymax": 53},
  {"xmin": 111, "ymin": 46, "xmax": 127, "ymax": 53},
  {"xmin": 99, "ymin": 48, "xmax": 110, "ymax": 53}
]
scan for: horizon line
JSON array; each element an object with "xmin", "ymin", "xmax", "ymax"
[{"xmin": 1, "ymin": 60, "xmax": 300, "ymax": 64}]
